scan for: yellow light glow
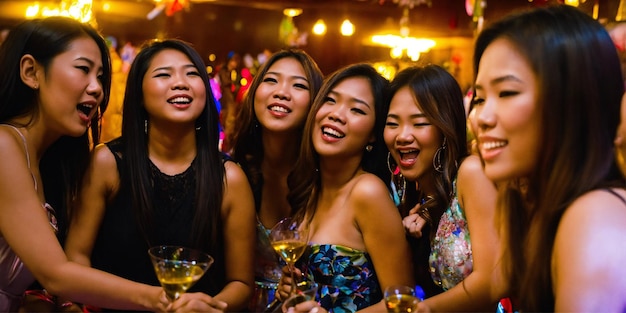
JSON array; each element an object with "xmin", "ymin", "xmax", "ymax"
[
  {"xmin": 102, "ymin": 2, "xmax": 111, "ymax": 11},
  {"xmin": 373, "ymin": 34, "xmax": 435, "ymax": 60},
  {"xmin": 564, "ymin": 0, "xmax": 579, "ymax": 6},
  {"xmin": 283, "ymin": 8, "xmax": 303, "ymax": 17},
  {"xmin": 340, "ymin": 19, "xmax": 355, "ymax": 36},
  {"xmin": 26, "ymin": 0, "xmax": 93, "ymax": 23},
  {"xmin": 313, "ymin": 19, "xmax": 326, "ymax": 35}
]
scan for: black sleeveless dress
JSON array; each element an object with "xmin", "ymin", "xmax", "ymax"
[{"xmin": 90, "ymin": 138, "xmax": 226, "ymax": 311}]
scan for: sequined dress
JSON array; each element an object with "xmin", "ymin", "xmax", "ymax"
[
  {"xmin": 0, "ymin": 124, "xmax": 58, "ymax": 312},
  {"xmin": 303, "ymin": 243, "xmax": 382, "ymax": 313},
  {"xmin": 428, "ymin": 179, "xmax": 473, "ymax": 290}
]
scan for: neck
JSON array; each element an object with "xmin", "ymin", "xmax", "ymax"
[
  {"xmin": 147, "ymin": 123, "xmax": 197, "ymax": 165},
  {"xmin": 261, "ymin": 130, "xmax": 300, "ymax": 170}
]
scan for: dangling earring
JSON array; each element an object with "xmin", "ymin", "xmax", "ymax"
[
  {"xmin": 365, "ymin": 144, "xmax": 373, "ymax": 152},
  {"xmin": 433, "ymin": 137, "xmax": 446, "ymax": 173},
  {"xmin": 144, "ymin": 120, "xmax": 148, "ymax": 135}
]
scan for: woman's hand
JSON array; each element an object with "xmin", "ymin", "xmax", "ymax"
[
  {"xmin": 276, "ymin": 265, "xmax": 303, "ymax": 302},
  {"xmin": 166, "ymin": 292, "xmax": 227, "ymax": 313},
  {"xmin": 402, "ymin": 204, "xmax": 427, "ymax": 238},
  {"xmin": 282, "ymin": 299, "xmax": 325, "ymax": 313}
]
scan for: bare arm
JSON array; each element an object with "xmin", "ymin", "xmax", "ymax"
[
  {"xmin": 0, "ymin": 132, "xmax": 166, "ymax": 311},
  {"xmin": 354, "ymin": 174, "xmax": 415, "ymax": 313},
  {"xmin": 211, "ymin": 160, "xmax": 256, "ymax": 311},
  {"xmin": 552, "ymin": 189, "xmax": 626, "ymax": 312},
  {"xmin": 65, "ymin": 144, "xmax": 117, "ymax": 267},
  {"xmin": 421, "ymin": 155, "xmax": 500, "ymax": 312}
]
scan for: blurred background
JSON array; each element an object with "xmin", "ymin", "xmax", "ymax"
[{"xmin": 0, "ymin": 0, "xmax": 623, "ymax": 89}]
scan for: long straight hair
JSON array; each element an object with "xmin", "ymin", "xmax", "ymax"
[
  {"xmin": 473, "ymin": 5, "xmax": 624, "ymax": 310},
  {"xmin": 120, "ymin": 39, "xmax": 224, "ymax": 259},
  {"xmin": 0, "ymin": 17, "xmax": 111, "ymax": 241}
]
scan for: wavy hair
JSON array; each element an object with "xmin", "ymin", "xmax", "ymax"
[
  {"xmin": 386, "ymin": 65, "xmax": 468, "ymax": 233},
  {"xmin": 288, "ymin": 63, "xmax": 389, "ymax": 223},
  {"xmin": 230, "ymin": 48, "xmax": 323, "ymax": 211}
]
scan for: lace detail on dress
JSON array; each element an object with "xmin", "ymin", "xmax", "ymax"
[{"xmin": 148, "ymin": 158, "xmax": 197, "ymax": 242}]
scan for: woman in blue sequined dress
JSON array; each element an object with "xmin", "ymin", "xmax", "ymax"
[{"xmin": 278, "ymin": 63, "xmax": 414, "ymax": 313}]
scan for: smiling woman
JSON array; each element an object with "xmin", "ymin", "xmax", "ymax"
[
  {"xmin": 63, "ymin": 38, "xmax": 256, "ymax": 312},
  {"xmin": 0, "ymin": 16, "xmax": 181, "ymax": 312}
]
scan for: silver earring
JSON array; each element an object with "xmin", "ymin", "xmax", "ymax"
[
  {"xmin": 144, "ymin": 120, "xmax": 148, "ymax": 134},
  {"xmin": 365, "ymin": 144, "xmax": 373, "ymax": 152},
  {"xmin": 433, "ymin": 137, "xmax": 447, "ymax": 173}
]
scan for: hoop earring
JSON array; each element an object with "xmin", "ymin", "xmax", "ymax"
[
  {"xmin": 365, "ymin": 144, "xmax": 373, "ymax": 152},
  {"xmin": 387, "ymin": 152, "xmax": 398, "ymax": 175},
  {"xmin": 433, "ymin": 137, "xmax": 446, "ymax": 173}
]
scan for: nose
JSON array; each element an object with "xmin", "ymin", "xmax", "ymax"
[
  {"xmin": 86, "ymin": 75, "xmax": 103, "ymax": 99},
  {"xmin": 476, "ymin": 100, "xmax": 495, "ymax": 131},
  {"xmin": 327, "ymin": 104, "xmax": 346, "ymax": 124},
  {"xmin": 395, "ymin": 124, "xmax": 414, "ymax": 144},
  {"xmin": 272, "ymin": 82, "xmax": 291, "ymax": 100},
  {"xmin": 172, "ymin": 73, "xmax": 190, "ymax": 90}
]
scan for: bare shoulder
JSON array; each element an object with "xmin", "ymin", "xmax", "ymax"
[
  {"xmin": 223, "ymin": 159, "xmax": 250, "ymax": 187},
  {"xmin": 351, "ymin": 173, "xmax": 392, "ymax": 202},
  {"xmin": 91, "ymin": 143, "xmax": 117, "ymax": 168},
  {"xmin": 351, "ymin": 173, "xmax": 397, "ymax": 216},
  {"xmin": 555, "ymin": 188, "xmax": 626, "ymax": 268},
  {"xmin": 458, "ymin": 154, "xmax": 484, "ymax": 176},
  {"xmin": 553, "ymin": 188, "xmax": 626, "ymax": 309}
]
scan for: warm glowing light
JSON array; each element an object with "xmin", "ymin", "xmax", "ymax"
[
  {"xmin": 313, "ymin": 19, "xmax": 326, "ymax": 35},
  {"xmin": 26, "ymin": 0, "xmax": 94, "ymax": 23},
  {"xmin": 564, "ymin": 0, "xmax": 579, "ymax": 6},
  {"xmin": 283, "ymin": 8, "xmax": 303, "ymax": 17},
  {"xmin": 340, "ymin": 19, "xmax": 355, "ymax": 36},
  {"xmin": 372, "ymin": 34, "xmax": 435, "ymax": 61},
  {"xmin": 102, "ymin": 2, "xmax": 111, "ymax": 11}
]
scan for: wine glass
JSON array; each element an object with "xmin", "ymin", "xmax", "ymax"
[
  {"xmin": 269, "ymin": 217, "xmax": 309, "ymax": 299},
  {"xmin": 148, "ymin": 245, "xmax": 214, "ymax": 301},
  {"xmin": 384, "ymin": 285, "xmax": 420, "ymax": 313}
]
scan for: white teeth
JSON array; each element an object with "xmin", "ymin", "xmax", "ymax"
[
  {"xmin": 322, "ymin": 127, "xmax": 344, "ymax": 138},
  {"xmin": 483, "ymin": 141, "xmax": 506, "ymax": 150},
  {"xmin": 270, "ymin": 106, "xmax": 288, "ymax": 113},
  {"xmin": 169, "ymin": 97, "xmax": 191, "ymax": 104}
]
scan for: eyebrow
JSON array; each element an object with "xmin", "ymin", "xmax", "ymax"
[
  {"xmin": 76, "ymin": 56, "xmax": 96, "ymax": 66},
  {"xmin": 387, "ymin": 113, "xmax": 426, "ymax": 119},
  {"xmin": 151, "ymin": 64, "xmax": 197, "ymax": 72},
  {"xmin": 475, "ymin": 74, "xmax": 523, "ymax": 90},
  {"xmin": 266, "ymin": 71, "xmax": 308, "ymax": 81},
  {"xmin": 329, "ymin": 90, "xmax": 371, "ymax": 108}
]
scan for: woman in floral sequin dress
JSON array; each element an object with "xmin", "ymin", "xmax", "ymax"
[{"xmin": 383, "ymin": 65, "xmax": 500, "ymax": 311}]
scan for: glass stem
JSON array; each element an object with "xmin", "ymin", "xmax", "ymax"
[{"xmin": 288, "ymin": 262, "xmax": 297, "ymax": 295}]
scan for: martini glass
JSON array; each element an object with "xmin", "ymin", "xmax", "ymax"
[{"xmin": 148, "ymin": 245, "xmax": 214, "ymax": 301}]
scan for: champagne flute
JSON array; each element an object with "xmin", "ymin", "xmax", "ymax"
[
  {"xmin": 269, "ymin": 218, "xmax": 308, "ymax": 304},
  {"xmin": 148, "ymin": 245, "xmax": 214, "ymax": 301}
]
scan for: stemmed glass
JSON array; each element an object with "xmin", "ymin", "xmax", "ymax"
[
  {"xmin": 268, "ymin": 217, "xmax": 309, "ymax": 306},
  {"xmin": 148, "ymin": 245, "xmax": 214, "ymax": 301}
]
